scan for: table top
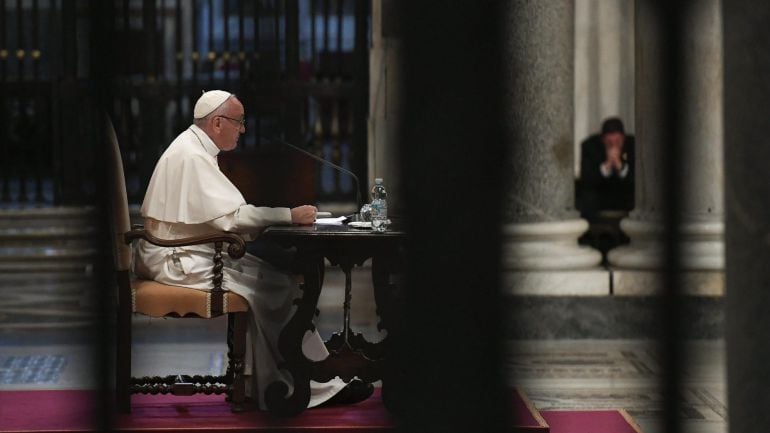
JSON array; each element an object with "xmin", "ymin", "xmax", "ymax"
[{"xmin": 263, "ymin": 220, "xmax": 406, "ymax": 239}]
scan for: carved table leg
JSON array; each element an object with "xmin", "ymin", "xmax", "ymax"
[
  {"xmin": 342, "ymin": 265, "xmax": 353, "ymax": 343},
  {"xmin": 264, "ymin": 252, "xmax": 324, "ymax": 416},
  {"xmin": 314, "ymin": 260, "xmax": 383, "ymax": 384}
]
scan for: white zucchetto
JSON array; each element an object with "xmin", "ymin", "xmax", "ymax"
[{"xmin": 193, "ymin": 90, "xmax": 232, "ymax": 119}]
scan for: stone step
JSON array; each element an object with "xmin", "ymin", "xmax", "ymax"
[
  {"xmin": 0, "ymin": 246, "xmax": 98, "ymax": 273},
  {"xmin": 0, "ymin": 246, "xmax": 98, "ymax": 259},
  {"xmin": 0, "ymin": 227, "xmax": 99, "ymax": 249},
  {"xmin": 0, "ymin": 207, "xmax": 100, "ymax": 270},
  {"xmin": 507, "ymin": 295, "xmax": 723, "ymax": 339},
  {"xmin": 0, "ymin": 207, "xmax": 98, "ymax": 253},
  {"xmin": 0, "ymin": 260, "xmax": 94, "ymax": 273},
  {"xmin": 0, "ymin": 205, "xmax": 137, "ymax": 272},
  {"xmin": 0, "ymin": 250, "xmax": 95, "ymax": 273},
  {"xmin": 0, "ymin": 226, "xmax": 96, "ymax": 239},
  {"xmin": 0, "ymin": 206, "xmax": 98, "ymax": 228}
]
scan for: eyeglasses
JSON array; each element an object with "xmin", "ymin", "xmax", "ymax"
[{"xmin": 218, "ymin": 115, "xmax": 246, "ymax": 127}]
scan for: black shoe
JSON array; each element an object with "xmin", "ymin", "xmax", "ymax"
[{"xmin": 320, "ymin": 379, "xmax": 374, "ymax": 406}]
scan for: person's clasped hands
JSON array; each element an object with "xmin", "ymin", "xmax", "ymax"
[
  {"xmin": 605, "ymin": 141, "xmax": 624, "ymax": 171},
  {"xmin": 601, "ymin": 129, "xmax": 627, "ymax": 175}
]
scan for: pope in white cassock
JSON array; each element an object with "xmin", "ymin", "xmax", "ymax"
[{"xmin": 133, "ymin": 90, "xmax": 372, "ymax": 410}]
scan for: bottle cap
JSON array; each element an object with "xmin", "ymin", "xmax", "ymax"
[{"xmin": 374, "ymin": 178, "xmax": 383, "ymax": 184}]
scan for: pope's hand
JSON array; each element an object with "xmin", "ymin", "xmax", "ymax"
[{"xmin": 290, "ymin": 205, "xmax": 317, "ymax": 225}]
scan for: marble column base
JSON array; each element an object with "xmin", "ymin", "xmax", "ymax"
[
  {"xmin": 503, "ymin": 269, "xmax": 610, "ymax": 296},
  {"xmin": 607, "ymin": 218, "xmax": 725, "ymax": 270},
  {"xmin": 501, "ymin": 219, "xmax": 602, "ymax": 270},
  {"xmin": 612, "ymin": 270, "xmax": 725, "ymax": 296}
]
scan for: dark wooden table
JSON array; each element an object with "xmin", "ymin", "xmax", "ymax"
[{"xmin": 260, "ymin": 221, "xmax": 406, "ymax": 416}]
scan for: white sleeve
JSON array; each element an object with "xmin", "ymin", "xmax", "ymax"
[
  {"xmin": 207, "ymin": 204, "xmax": 292, "ymax": 236},
  {"xmin": 618, "ymin": 163, "xmax": 630, "ymax": 178},
  {"xmin": 600, "ymin": 162, "xmax": 613, "ymax": 178}
]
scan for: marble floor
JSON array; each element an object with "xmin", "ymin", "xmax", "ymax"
[
  {"xmin": 0, "ymin": 265, "xmax": 727, "ymax": 433},
  {"xmin": 510, "ymin": 339, "xmax": 726, "ymax": 433}
]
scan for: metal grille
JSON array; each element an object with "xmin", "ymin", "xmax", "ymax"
[{"xmin": 0, "ymin": 0, "xmax": 370, "ymax": 205}]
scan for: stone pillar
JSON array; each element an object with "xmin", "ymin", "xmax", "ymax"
[
  {"xmin": 501, "ymin": 1, "xmax": 604, "ymax": 296},
  {"xmin": 367, "ymin": 0, "xmax": 404, "ymax": 216},
  {"xmin": 608, "ymin": 0, "xmax": 724, "ymax": 295},
  {"xmin": 724, "ymin": 2, "xmax": 770, "ymax": 431},
  {"xmin": 574, "ymin": 0, "xmax": 635, "ymax": 177}
]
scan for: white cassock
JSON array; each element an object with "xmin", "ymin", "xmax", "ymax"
[{"xmin": 133, "ymin": 124, "xmax": 345, "ymax": 410}]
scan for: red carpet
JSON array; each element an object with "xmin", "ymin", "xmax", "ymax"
[
  {"xmin": 541, "ymin": 409, "xmax": 643, "ymax": 433},
  {"xmin": 0, "ymin": 389, "xmax": 640, "ymax": 433},
  {"xmin": 1, "ymin": 390, "xmax": 395, "ymax": 432}
]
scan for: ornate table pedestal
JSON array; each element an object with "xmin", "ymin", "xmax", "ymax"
[{"xmin": 260, "ymin": 223, "xmax": 405, "ymax": 416}]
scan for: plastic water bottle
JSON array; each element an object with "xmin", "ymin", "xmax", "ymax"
[{"xmin": 370, "ymin": 178, "xmax": 388, "ymax": 232}]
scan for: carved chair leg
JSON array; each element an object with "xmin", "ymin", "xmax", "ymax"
[{"xmin": 228, "ymin": 312, "xmax": 248, "ymax": 412}]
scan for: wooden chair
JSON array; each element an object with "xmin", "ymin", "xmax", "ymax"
[{"xmin": 106, "ymin": 116, "xmax": 251, "ymax": 412}]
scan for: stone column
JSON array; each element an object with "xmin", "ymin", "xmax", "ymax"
[
  {"xmin": 574, "ymin": 0, "xmax": 635, "ymax": 177},
  {"xmin": 501, "ymin": 1, "xmax": 604, "ymax": 295},
  {"xmin": 367, "ymin": 0, "xmax": 404, "ymax": 216},
  {"xmin": 608, "ymin": 0, "xmax": 724, "ymax": 295}
]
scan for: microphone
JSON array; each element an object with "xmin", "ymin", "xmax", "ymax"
[{"xmin": 264, "ymin": 136, "xmax": 363, "ymax": 211}]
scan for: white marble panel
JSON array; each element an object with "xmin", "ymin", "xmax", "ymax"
[
  {"xmin": 503, "ymin": 269, "xmax": 610, "ymax": 296},
  {"xmin": 612, "ymin": 270, "xmax": 724, "ymax": 296}
]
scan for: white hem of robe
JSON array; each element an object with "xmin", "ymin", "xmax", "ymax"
[{"xmin": 133, "ymin": 240, "xmax": 346, "ymax": 410}]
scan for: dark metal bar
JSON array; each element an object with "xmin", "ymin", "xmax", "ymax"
[
  {"xmin": 15, "ymin": 0, "xmax": 22, "ymax": 64},
  {"xmin": 16, "ymin": 0, "xmax": 28, "ymax": 202},
  {"xmin": 88, "ymin": 0, "xmax": 118, "ymax": 422},
  {"xmin": 724, "ymin": 4, "xmax": 770, "ymax": 433},
  {"xmin": 660, "ymin": 2, "xmax": 686, "ymax": 432},
  {"xmin": 143, "ymin": 0, "xmax": 157, "ymax": 80},
  {"xmin": 54, "ymin": 0, "xmax": 79, "ymax": 203},
  {"xmin": 238, "ymin": 0, "xmax": 244, "ymax": 86},
  {"xmin": 32, "ymin": 0, "xmax": 44, "ymax": 202},
  {"xmin": 223, "ymin": 0, "xmax": 230, "ymax": 85},
  {"xmin": 310, "ymin": 0, "xmax": 316, "ymax": 77},
  {"xmin": 123, "ymin": 0, "xmax": 130, "ymax": 75},
  {"xmin": 399, "ymin": 2, "xmax": 507, "ymax": 428},
  {"xmin": 175, "ymin": 0, "xmax": 183, "ymax": 126},
  {"xmin": 32, "ymin": 0, "xmax": 39, "ymax": 72},
  {"xmin": 140, "ymin": 0, "xmax": 162, "ymax": 198},
  {"xmin": 254, "ymin": 0, "xmax": 260, "ymax": 55},
  {"xmin": 254, "ymin": 0, "xmax": 261, "ymax": 144},
  {"xmin": 207, "ymin": 0, "xmax": 214, "ymax": 87},
  {"xmin": 0, "ymin": 0, "xmax": 9, "ymax": 201},
  {"xmin": 158, "ymin": 0, "xmax": 166, "ymax": 82},
  {"xmin": 274, "ymin": 0, "xmax": 281, "ymax": 66},
  {"xmin": 285, "ymin": 0, "xmax": 298, "ymax": 78},
  {"xmin": 350, "ymin": 0, "xmax": 369, "ymax": 205},
  {"xmin": 284, "ymin": 0, "xmax": 300, "ymax": 146},
  {"xmin": 192, "ymin": 0, "xmax": 199, "ymax": 88},
  {"xmin": 336, "ymin": 0, "xmax": 342, "ymax": 77},
  {"xmin": 236, "ymin": 0, "xmax": 248, "ymax": 149},
  {"xmin": 65, "ymin": 0, "xmax": 77, "ymax": 78},
  {"xmin": 323, "ymin": 0, "xmax": 329, "ymax": 77},
  {"xmin": 120, "ymin": 0, "xmax": 136, "ymax": 203}
]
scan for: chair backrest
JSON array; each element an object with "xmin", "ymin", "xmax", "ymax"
[{"xmin": 106, "ymin": 115, "xmax": 132, "ymax": 272}]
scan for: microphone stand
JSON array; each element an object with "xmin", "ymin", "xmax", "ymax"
[{"xmin": 266, "ymin": 136, "xmax": 363, "ymax": 215}]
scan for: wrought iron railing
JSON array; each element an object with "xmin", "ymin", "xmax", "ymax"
[{"xmin": 0, "ymin": 0, "xmax": 369, "ymax": 206}]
